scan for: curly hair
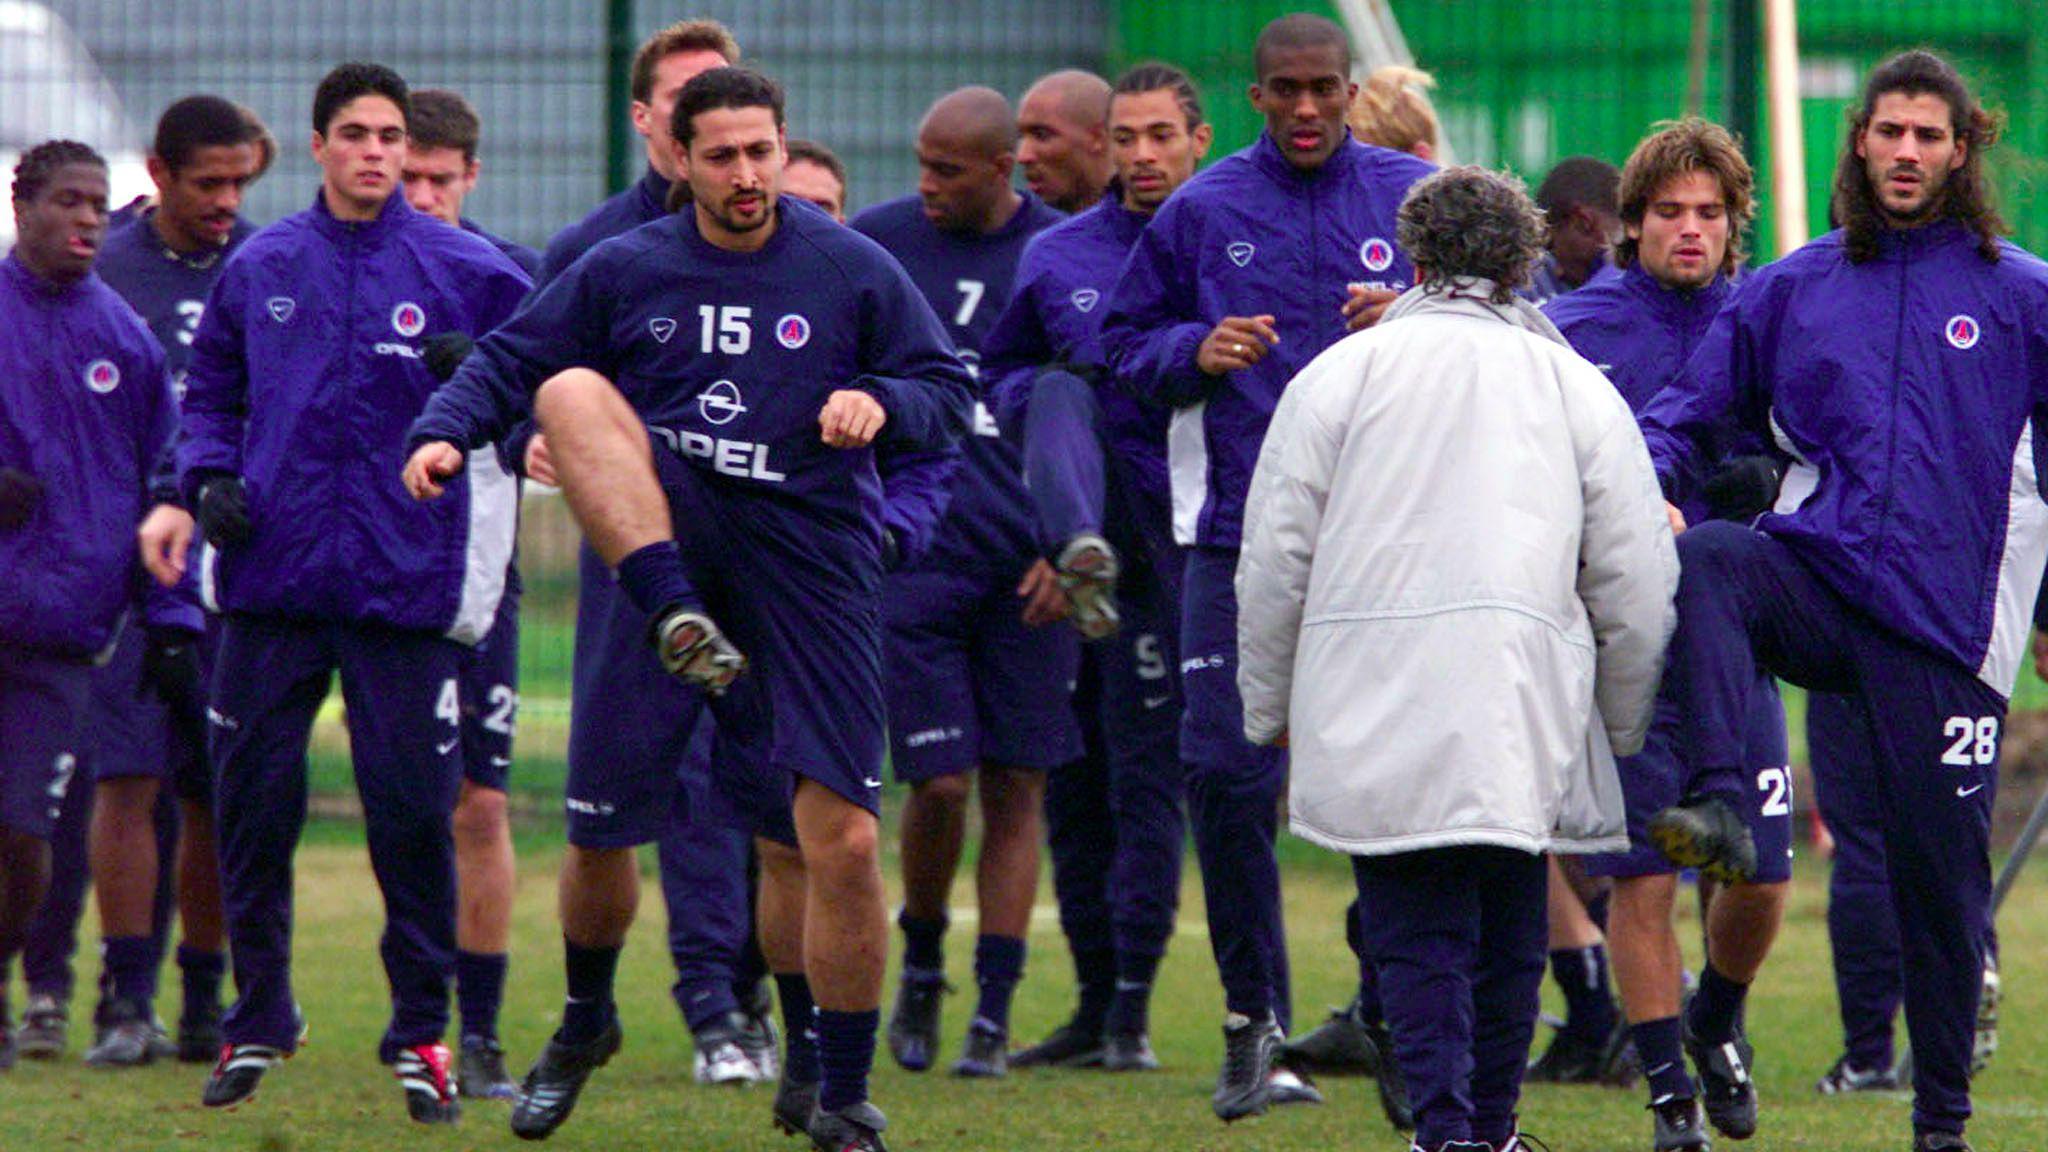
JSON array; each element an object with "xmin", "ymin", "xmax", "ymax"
[
  {"xmin": 1348, "ymin": 65, "xmax": 1439, "ymax": 159},
  {"xmin": 1616, "ymin": 118, "xmax": 1755, "ymax": 274},
  {"xmin": 1396, "ymin": 166, "xmax": 1548, "ymax": 304},
  {"xmin": 1832, "ymin": 49, "xmax": 2006, "ymax": 264},
  {"xmin": 12, "ymin": 140, "xmax": 105, "ymax": 204}
]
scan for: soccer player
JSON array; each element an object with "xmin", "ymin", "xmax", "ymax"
[
  {"xmin": 175, "ymin": 61, "xmax": 531, "ymax": 1123},
  {"xmin": 404, "ymin": 66, "xmax": 972, "ymax": 1151},
  {"xmin": 980, "ymin": 63, "xmax": 1211, "ymax": 1072},
  {"xmin": 1637, "ymin": 50, "xmax": 2048, "ymax": 1152},
  {"xmin": 396, "ymin": 82, "xmax": 538, "ymax": 1101},
  {"xmin": 783, "ymin": 139, "xmax": 848, "ymax": 221},
  {"xmin": 1544, "ymin": 119, "xmax": 1781, "ymax": 1145},
  {"xmin": 39, "ymin": 95, "xmax": 263, "ymax": 1070},
  {"xmin": 1523, "ymin": 156, "xmax": 1622, "ymax": 304},
  {"xmin": 529, "ymin": 21, "xmax": 787, "ymax": 1086},
  {"xmin": 0, "ymin": 141, "xmax": 177, "ymax": 1073},
  {"xmin": 1100, "ymin": 12, "xmax": 1434, "ymax": 1122},
  {"xmin": 1237, "ymin": 163, "xmax": 1677, "ymax": 1152},
  {"xmin": 849, "ymin": 85, "xmax": 1081, "ymax": 1080},
  {"xmin": 1016, "ymin": 70, "xmax": 1113, "ymax": 215}
]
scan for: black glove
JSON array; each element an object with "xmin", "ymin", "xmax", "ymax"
[
  {"xmin": 1703, "ymin": 455, "xmax": 1784, "ymax": 522},
  {"xmin": 422, "ymin": 331, "xmax": 475, "ymax": 383},
  {"xmin": 196, "ymin": 475, "xmax": 252, "ymax": 547},
  {"xmin": 0, "ymin": 466, "xmax": 42, "ymax": 530},
  {"xmin": 141, "ymin": 628, "xmax": 205, "ymax": 714}
]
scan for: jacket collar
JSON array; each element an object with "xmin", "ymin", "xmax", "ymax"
[
  {"xmin": 1876, "ymin": 217, "xmax": 1972, "ymax": 258},
  {"xmin": 1249, "ymin": 131, "xmax": 1361, "ymax": 187},
  {"xmin": 1620, "ymin": 260, "xmax": 1731, "ymax": 315},
  {"xmin": 1089, "ymin": 183, "xmax": 1152, "ymax": 245},
  {"xmin": 1384, "ymin": 278, "xmax": 1570, "ymax": 347},
  {"xmin": 308, "ymin": 185, "xmax": 411, "ymax": 243},
  {"xmin": 634, "ymin": 166, "xmax": 675, "ymax": 217},
  {"xmin": 2, "ymin": 252, "xmax": 96, "ymax": 301}
]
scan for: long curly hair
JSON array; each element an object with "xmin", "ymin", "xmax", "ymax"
[{"xmin": 1831, "ymin": 49, "xmax": 2006, "ymax": 264}]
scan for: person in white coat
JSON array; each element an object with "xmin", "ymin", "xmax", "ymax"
[{"xmin": 1236, "ymin": 165, "xmax": 1678, "ymax": 1152}]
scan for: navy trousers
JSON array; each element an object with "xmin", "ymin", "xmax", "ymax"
[
  {"xmin": 210, "ymin": 615, "xmax": 464, "ymax": 1061},
  {"xmin": 1671, "ymin": 523, "xmax": 1997, "ymax": 1133},
  {"xmin": 1354, "ymin": 846, "xmax": 1547, "ymax": 1149},
  {"xmin": 1181, "ymin": 547, "xmax": 1289, "ymax": 1028}
]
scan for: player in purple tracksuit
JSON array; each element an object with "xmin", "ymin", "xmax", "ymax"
[
  {"xmin": 175, "ymin": 63, "xmax": 531, "ymax": 1123},
  {"xmin": 1638, "ymin": 52, "xmax": 2048, "ymax": 1152},
  {"xmin": 396, "ymin": 82, "xmax": 538, "ymax": 1102},
  {"xmin": 406, "ymin": 68, "xmax": 972, "ymax": 1151},
  {"xmin": 981, "ymin": 64, "xmax": 1213, "ymax": 1074},
  {"xmin": 849, "ymin": 85, "xmax": 1083, "ymax": 1081},
  {"xmin": 1100, "ymin": 13, "xmax": 1432, "ymax": 1122},
  {"xmin": 0, "ymin": 141, "xmax": 177, "ymax": 1072},
  {"xmin": 525, "ymin": 22, "xmax": 797, "ymax": 1084},
  {"xmin": 1546, "ymin": 119, "xmax": 1786, "ymax": 1150},
  {"xmin": 14, "ymin": 97, "xmax": 262, "ymax": 1070}
]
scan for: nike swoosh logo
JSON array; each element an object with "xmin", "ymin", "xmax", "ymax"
[
  {"xmin": 490, "ymin": 755, "xmax": 512, "ymax": 767},
  {"xmin": 1142, "ymin": 694, "xmax": 1173, "ymax": 710},
  {"xmin": 435, "ymin": 737, "xmax": 459, "ymax": 756},
  {"xmin": 1957, "ymin": 783, "xmax": 1986, "ymax": 797},
  {"xmin": 862, "ymin": 777, "xmax": 883, "ymax": 789},
  {"xmin": 1646, "ymin": 1063, "xmax": 1674, "ymax": 1078}
]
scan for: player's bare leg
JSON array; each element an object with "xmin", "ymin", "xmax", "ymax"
[
  {"xmin": 508, "ymin": 843, "xmax": 636, "ymax": 1139},
  {"xmin": 453, "ymin": 780, "xmax": 516, "ymax": 1096},
  {"xmin": 86, "ymin": 777, "xmax": 162, "ymax": 1066},
  {"xmin": 758, "ymin": 837, "xmax": 822, "ymax": 1133},
  {"xmin": 890, "ymin": 774, "xmax": 969, "ymax": 1070},
  {"xmin": 793, "ymin": 779, "xmax": 889, "ymax": 1141},
  {"xmin": 953, "ymin": 765, "xmax": 1043, "ymax": 1076}
]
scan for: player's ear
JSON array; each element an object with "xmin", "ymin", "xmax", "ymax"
[{"xmin": 1193, "ymin": 122, "xmax": 1214, "ymax": 160}]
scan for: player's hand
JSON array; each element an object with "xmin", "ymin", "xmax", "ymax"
[
  {"xmin": 1666, "ymin": 501, "xmax": 1688, "ymax": 536},
  {"xmin": 1016, "ymin": 558, "xmax": 1072, "ymax": 626},
  {"xmin": 1703, "ymin": 454, "xmax": 1783, "ymax": 522},
  {"xmin": 140, "ymin": 627, "xmax": 204, "ymax": 713},
  {"xmin": 138, "ymin": 503, "xmax": 196, "ymax": 587},
  {"xmin": 2032, "ymin": 629, "xmax": 2048, "ymax": 682},
  {"xmin": 404, "ymin": 442, "xmax": 466, "ymax": 500},
  {"xmin": 819, "ymin": 390, "xmax": 887, "ymax": 448},
  {"xmin": 1196, "ymin": 316, "xmax": 1279, "ymax": 376},
  {"xmin": 524, "ymin": 433, "xmax": 558, "ymax": 486},
  {"xmin": 0, "ymin": 466, "xmax": 44, "ymax": 531},
  {"xmin": 195, "ymin": 476, "xmax": 252, "ymax": 547},
  {"xmin": 1342, "ymin": 285, "xmax": 1400, "ymax": 332}
]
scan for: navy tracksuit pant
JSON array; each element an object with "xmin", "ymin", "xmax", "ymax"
[
  {"xmin": 210, "ymin": 615, "xmax": 464, "ymax": 1061},
  {"xmin": 1673, "ymin": 523, "xmax": 1996, "ymax": 1134},
  {"xmin": 1026, "ymin": 369, "xmax": 1190, "ymax": 1010},
  {"xmin": 1353, "ymin": 846, "xmax": 1547, "ymax": 1149}
]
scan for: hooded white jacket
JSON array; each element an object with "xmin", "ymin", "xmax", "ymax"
[{"xmin": 1236, "ymin": 282, "xmax": 1677, "ymax": 857}]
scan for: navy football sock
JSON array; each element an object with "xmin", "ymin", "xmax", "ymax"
[
  {"xmin": 1073, "ymin": 945, "xmax": 1116, "ymax": 1030},
  {"xmin": 816, "ymin": 1008, "xmax": 881, "ymax": 1113},
  {"xmin": 177, "ymin": 944, "xmax": 225, "ymax": 1012},
  {"xmin": 614, "ymin": 541, "xmax": 698, "ymax": 619},
  {"xmin": 898, "ymin": 909, "xmax": 948, "ymax": 972},
  {"xmin": 560, "ymin": 938, "xmax": 620, "ymax": 1043},
  {"xmin": 1632, "ymin": 1016, "xmax": 1694, "ymax": 1101},
  {"xmin": 1687, "ymin": 960, "xmax": 1749, "ymax": 1045},
  {"xmin": 1552, "ymin": 945, "xmax": 1618, "ymax": 1041},
  {"xmin": 456, "ymin": 950, "xmax": 508, "ymax": 1043},
  {"xmin": 1107, "ymin": 950, "xmax": 1161, "ymax": 1036},
  {"xmin": 972, "ymin": 935, "xmax": 1025, "ymax": 1032},
  {"xmin": 775, "ymin": 972, "xmax": 821, "ymax": 1083},
  {"xmin": 102, "ymin": 936, "xmax": 156, "ymax": 1008}
]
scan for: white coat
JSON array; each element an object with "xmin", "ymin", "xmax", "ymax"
[{"xmin": 1236, "ymin": 282, "xmax": 1678, "ymax": 857}]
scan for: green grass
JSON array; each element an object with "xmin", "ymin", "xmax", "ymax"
[{"xmin": 11, "ymin": 814, "xmax": 2048, "ymax": 1151}]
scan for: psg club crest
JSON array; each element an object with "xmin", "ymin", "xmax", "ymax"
[
  {"xmin": 649, "ymin": 317, "xmax": 677, "ymax": 344},
  {"xmin": 83, "ymin": 359, "xmax": 121, "ymax": 394},
  {"xmin": 391, "ymin": 301, "xmax": 426, "ymax": 338},
  {"xmin": 776, "ymin": 313, "xmax": 812, "ymax": 350},
  {"xmin": 1226, "ymin": 241, "xmax": 1255, "ymax": 268},
  {"xmin": 1070, "ymin": 288, "xmax": 1100, "ymax": 313},
  {"xmin": 1945, "ymin": 314, "xmax": 1981, "ymax": 350},
  {"xmin": 1359, "ymin": 237, "xmax": 1395, "ymax": 273},
  {"xmin": 266, "ymin": 297, "xmax": 295, "ymax": 323}
]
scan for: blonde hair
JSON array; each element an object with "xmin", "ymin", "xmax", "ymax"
[{"xmin": 1349, "ymin": 66, "xmax": 1440, "ymax": 159}]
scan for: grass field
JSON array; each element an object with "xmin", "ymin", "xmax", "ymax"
[{"xmin": 8, "ymin": 813, "xmax": 2048, "ymax": 1152}]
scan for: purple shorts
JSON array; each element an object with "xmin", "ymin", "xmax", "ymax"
[
  {"xmin": 882, "ymin": 566, "xmax": 1082, "ymax": 782},
  {"xmin": 0, "ymin": 646, "xmax": 93, "ymax": 838},
  {"xmin": 458, "ymin": 582, "xmax": 519, "ymax": 792}
]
